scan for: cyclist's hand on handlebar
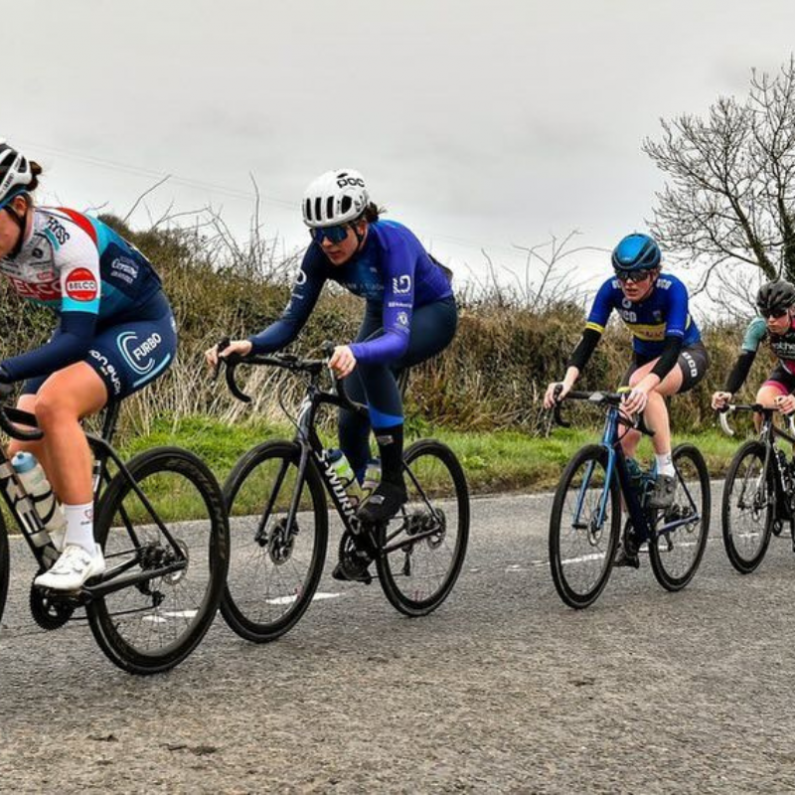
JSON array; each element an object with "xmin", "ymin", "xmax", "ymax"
[
  {"xmin": 711, "ymin": 391, "xmax": 733, "ymax": 411},
  {"xmin": 622, "ymin": 385, "xmax": 649, "ymax": 416},
  {"xmin": 328, "ymin": 345, "xmax": 357, "ymax": 379},
  {"xmin": 543, "ymin": 381, "xmax": 570, "ymax": 410},
  {"xmin": 205, "ymin": 339, "xmax": 253, "ymax": 370},
  {"xmin": 775, "ymin": 394, "xmax": 795, "ymax": 415}
]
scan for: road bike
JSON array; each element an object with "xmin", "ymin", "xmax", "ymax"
[
  {"xmin": 0, "ymin": 393, "xmax": 229, "ymax": 675},
  {"xmin": 217, "ymin": 344, "xmax": 470, "ymax": 642},
  {"xmin": 548, "ymin": 390, "xmax": 710, "ymax": 609},
  {"xmin": 719, "ymin": 404, "xmax": 795, "ymax": 573}
]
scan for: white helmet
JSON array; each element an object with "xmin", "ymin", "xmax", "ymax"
[
  {"xmin": 302, "ymin": 169, "xmax": 369, "ymax": 228},
  {"xmin": 0, "ymin": 140, "xmax": 34, "ymax": 208}
]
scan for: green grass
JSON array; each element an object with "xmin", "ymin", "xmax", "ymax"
[{"xmin": 117, "ymin": 413, "xmax": 750, "ymax": 496}]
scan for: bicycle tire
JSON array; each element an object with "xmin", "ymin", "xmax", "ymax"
[
  {"xmin": 721, "ymin": 440, "xmax": 774, "ymax": 574},
  {"xmin": 87, "ymin": 447, "xmax": 229, "ymax": 675},
  {"xmin": 220, "ymin": 440, "xmax": 328, "ymax": 643},
  {"xmin": 375, "ymin": 439, "xmax": 469, "ymax": 617},
  {"xmin": 0, "ymin": 511, "xmax": 8, "ymax": 627},
  {"xmin": 649, "ymin": 443, "xmax": 711, "ymax": 591},
  {"xmin": 549, "ymin": 444, "xmax": 621, "ymax": 609}
]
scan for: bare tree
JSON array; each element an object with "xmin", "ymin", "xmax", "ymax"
[{"xmin": 644, "ymin": 56, "xmax": 795, "ymax": 299}]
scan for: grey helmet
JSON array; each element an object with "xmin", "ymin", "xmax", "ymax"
[{"xmin": 0, "ymin": 140, "xmax": 34, "ymax": 209}]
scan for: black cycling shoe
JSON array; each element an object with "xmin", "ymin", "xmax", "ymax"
[
  {"xmin": 357, "ymin": 480, "xmax": 408, "ymax": 525},
  {"xmin": 332, "ymin": 530, "xmax": 374, "ymax": 584},
  {"xmin": 614, "ymin": 527, "xmax": 640, "ymax": 568},
  {"xmin": 648, "ymin": 474, "xmax": 677, "ymax": 509}
]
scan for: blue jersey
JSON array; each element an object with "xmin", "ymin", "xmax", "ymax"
[
  {"xmin": 249, "ymin": 220, "xmax": 453, "ymax": 364},
  {"xmin": 586, "ymin": 274, "xmax": 701, "ymax": 358}
]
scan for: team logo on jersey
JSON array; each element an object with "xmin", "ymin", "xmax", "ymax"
[
  {"xmin": 393, "ymin": 275, "xmax": 412, "ymax": 294},
  {"xmin": 397, "ymin": 311, "xmax": 409, "ymax": 326},
  {"xmin": 622, "ymin": 298, "xmax": 632, "ymax": 309},
  {"xmin": 65, "ymin": 268, "xmax": 98, "ymax": 301},
  {"xmin": 653, "ymin": 310, "xmax": 663, "ymax": 322}
]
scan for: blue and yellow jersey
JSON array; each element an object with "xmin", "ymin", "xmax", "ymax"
[{"xmin": 585, "ymin": 274, "xmax": 701, "ymax": 357}]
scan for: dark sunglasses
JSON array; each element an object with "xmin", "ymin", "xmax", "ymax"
[
  {"xmin": 763, "ymin": 307, "xmax": 789, "ymax": 320},
  {"xmin": 615, "ymin": 269, "xmax": 654, "ymax": 283},
  {"xmin": 310, "ymin": 225, "xmax": 350, "ymax": 246}
]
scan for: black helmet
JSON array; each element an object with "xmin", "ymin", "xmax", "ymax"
[{"xmin": 757, "ymin": 280, "xmax": 795, "ymax": 317}]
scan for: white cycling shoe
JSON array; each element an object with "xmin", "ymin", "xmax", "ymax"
[{"xmin": 34, "ymin": 543, "xmax": 106, "ymax": 591}]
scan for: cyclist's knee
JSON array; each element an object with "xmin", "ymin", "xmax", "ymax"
[{"xmin": 33, "ymin": 391, "xmax": 80, "ymax": 430}]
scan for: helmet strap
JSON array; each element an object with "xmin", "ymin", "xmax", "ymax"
[{"xmin": 351, "ymin": 218, "xmax": 367, "ymax": 253}]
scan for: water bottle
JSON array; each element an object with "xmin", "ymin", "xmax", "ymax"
[
  {"xmin": 12, "ymin": 452, "xmax": 66, "ymax": 548},
  {"xmin": 327, "ymin": 449, "xmax": 356, "ymax": 489},
  {"xmin": 362, "ymin": 458, "xmax": 381, "ymax": 497}
]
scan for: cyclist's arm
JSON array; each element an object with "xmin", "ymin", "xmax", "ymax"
[
  {"xmin": 564, "ymin": 279, "xmax": 614, "ymax": 375},
  {"xmin": 247, "ymin": 252, "xmax": 324, "ymax": 354},
  {"xmin": 724, "ymin": 317, "xmax": 765, "ymax": 394},
  {"xmin": 349, "ymin": 236, "xmax": 415, "ymax": 364},
  {"xmin": 0, "ymin": 243, "xmax": 101, "ymax": 383}
]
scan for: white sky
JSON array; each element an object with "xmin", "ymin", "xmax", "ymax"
[{"xmin": 9, "ymin": 0, "xmax": 795, "ymax": 305}]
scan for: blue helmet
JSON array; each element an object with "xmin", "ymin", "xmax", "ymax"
[{"xmin": 611, "ymin": 233, "xmax": 661, "ymax": 272}]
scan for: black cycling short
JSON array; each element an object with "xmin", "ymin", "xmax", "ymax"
[
  {"xmin": 763, "ymin": 363, "xmax": 795, "ymax": 396},
  {"xmin": 621, "ymin": 341, "xmax": 709, "ymax": 393}
]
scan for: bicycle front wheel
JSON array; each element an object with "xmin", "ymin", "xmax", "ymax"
[
  {"xmin": 721, "ymin": 440, "xmax": 773, "ymax": 574},
  {"xmin": 221, "ymin": 441, "xmax": 328, "ymax": 643},
  {"xmin": 87, "ymin": 447, "xmax": 229, "ymax": 675},
  {"xmin": 375, "ymin": 439, "xmax": 469, "ymax": 617},
  {"xmin": 649, "ymin": 443, "xmax": 711, "ymax": 591},
  {"xmin": 549, "ymin": 444, "xmax": 620, "ymax": 609}
]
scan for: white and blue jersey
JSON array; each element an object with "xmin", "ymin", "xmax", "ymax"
[
  {"xmin": 0, "ymin": 207, "xmax": 176, "ymax": 398},
  {"xmin": 586, "ymin": 274, "xmax": 701, "ymax": 358},
  {"xmin": 249, "ymin": 220, "xmax": 453, "ymax": 364}
]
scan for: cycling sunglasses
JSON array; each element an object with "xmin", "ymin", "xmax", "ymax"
[
  {"xmin": 764, "ymin": 306, "xmax": 789, "ymax": 320},
  {"xmin": 615, "ymin": 269, "xmax": 654, "ymax": 283},
  {"xmin": 310, "ymin": 224, "xmax": 350, "ymax": 246}
]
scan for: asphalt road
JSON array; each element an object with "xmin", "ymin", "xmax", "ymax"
[{"xmin": 1, "ymin": 489, "xmax": 794, "ymax": 794}]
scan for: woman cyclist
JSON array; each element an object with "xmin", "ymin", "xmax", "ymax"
[
  {"xmin": 544, "ymin": 233, "xmax": 709, "ymax": 514},
  {"xmin": 712, "ymin": 280, "xmax": 795, "ymax": 419},
  {"xmin": 206, "ymin": 169, "xmax": 457, "ymax": 578},
  {"xmin": 0, "ymin": 141, "xmax": 177, "ymax": 590}
]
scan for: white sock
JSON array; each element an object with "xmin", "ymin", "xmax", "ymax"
[
  {"xmin": 655, "ymin": 452, "xmax": 675, "ymax": 478},
  {"xmin": 63, "ymin": 502, "xmax": 95, "ymax": 554}
]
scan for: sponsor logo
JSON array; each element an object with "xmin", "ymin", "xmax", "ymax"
[
  {"xmin": 32, "ymin": 248, "xmax": 44, "ymax": 260},
  {"xmin": 653, "ymin": 310, "xmax": 663, "ymax": 322},
  {"xmin": 65, "ymin": 268, "xmax": 98, "ymax": 301},
  {"xmin": 336, "ymin": 176, "xmax": 365, "ymax": 189},
  {"xmin": 296, "ymin": 270, "xmax": 308, "ymax": 286},
  {"xmin": 117, "ymin": 331, "xmax": 162, "ymax": 376},
  {"xmin": 393, "ymin": 275, "xmax": 412, "ymax": 295},
  {"xmin": 397, "ymin": 311, "xmax": 409, "ymax": 326},
  {"xmin": 318, "ymin": 449, "xmax": 358, "ymax": 523},
  {"xmin": 681, "ymin": 352, "xmax": 698, "ymax": 378},
  {"xmin": 110, "ymin": 256, "xmax": 139, "ymax": 285},
  {"xmin": 45, "ymin": 216, "xmax": 70, "ymax": 245},
  {"xmin": 619, "ymin": 309, "xmax": 638, "ymax": 323},
  {"xmin": 657, "ymin": 278, "xmax": 672, "ymax": 290},
  {"xmin": 622, "ymin": 298, "xmax": 632, "ymax": 309},
  {"xmin": 7, "ymin": 276, "xmax": 60, "ymax": 302},
  {"xmin": 89, "ymin": 349, "xmax": 123, "ymax": 395}
]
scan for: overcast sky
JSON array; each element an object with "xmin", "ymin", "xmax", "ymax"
[{"xmin": 9, "ymin": 0, "xmax": 795, "ymax": 301}]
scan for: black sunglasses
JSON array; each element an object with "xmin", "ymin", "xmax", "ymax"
[{"xmin": 615, "ymin": 269, "xmax": 654, "ymax": 283}]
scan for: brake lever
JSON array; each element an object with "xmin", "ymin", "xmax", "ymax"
[{"xmin": 212, "ymin": 337, "xmax": 231, "ymax": 383}]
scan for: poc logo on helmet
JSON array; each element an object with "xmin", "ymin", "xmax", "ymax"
[{"xmin": 336, "ymin": 177, "xmax": 365, "ymax": 188}]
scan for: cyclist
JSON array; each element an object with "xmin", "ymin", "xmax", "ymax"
[
  {"xmin": 544, "ymin": 233, "xmax": 709, "ymax": 509},
  {"xmin": 0, "ymin": 141, "xmax": 177, "ymax": 590},
  {"xmin": 206, "ymin": 169, "xmax": 457, "ymax": 578},
  {"xmin": 712, "ymin": 280, "xmax": 795, "ymax": 420}
]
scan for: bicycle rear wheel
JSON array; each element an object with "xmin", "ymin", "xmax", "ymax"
[
  {"xmin": 549, "ymin": 444, "xmax": 620, "ymax": 609},
  {"xmin": 721, "ymin": 440, "xmax": 773, "ymax": 574},
  {"xmin": 87, "ymin": 447, "xmax": 229, "ymax": 675},
  {"xmin": 221, "ymin": 441, "xmax": 328, "ymax": 643},
  {"xmin": 375, "ymin": 439, "xmax": 469, "ymax": 617},
  {"xmin": 649, "ymin": 443, "xmax": 711, "ymax": 591}
]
